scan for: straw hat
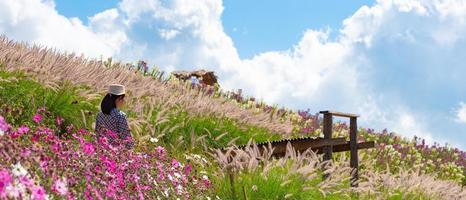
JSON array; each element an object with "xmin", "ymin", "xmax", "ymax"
[{"xmin": 108, "ymin": 84, "xmax": 126, "ymax": 95}]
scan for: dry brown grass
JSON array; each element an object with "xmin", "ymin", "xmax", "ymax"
[
  {"xmin": 214, "ymin": 142, "xmax": 353, "ymax": 195},
  {"xmin": 0, "ymin": 36, "xmax": 292, "ymax": 136},
  {"xmin": 215, "ymin": 144, "xmax": 466, "ymax": 199},
  {"xmin": 356, "ymin": 167, "xmax": 466, "ymax": 199}
]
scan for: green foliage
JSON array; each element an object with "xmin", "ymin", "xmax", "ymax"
[
  {"xmin": 0, "ymin": 70, "xmax": 97, "ymax": 130},
  {"xmin": 136, "ymin": 105, "xmax": 282, "ymax": 156},
  {"xmin": 213, "ymin": 165, "xmax": 353, "ymax": 200}
]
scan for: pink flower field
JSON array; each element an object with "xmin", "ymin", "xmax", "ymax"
[{"xmin": 0, "ymin": 111, "xmax": 210, "ymax": 199}]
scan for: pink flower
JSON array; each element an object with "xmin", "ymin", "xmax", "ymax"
[
  {"xmin": 105, "ymin": 183, "xmax": 116, "ymax": 198},
  {"xmin": 106, "ymin": 129, "xmax": 117, "ymax": 138},
  {"xmin": 78, "ymin": 128, "xmax": 89, "ymax": 135},
  {"xmin": 184, "ymin": 164, "xmax": 192, "ymax": 176},
  {"xmin": 17, "ymin": 125, "xmax": 29, "ymax": 134},
  {"xmin": 39, "ymin": 156, "xmax": 51, "ymax": 171},
  {"xmin": 82, "ymin": 142, "xmax": 95, "ymax": 155},
  {"xmin": 0, "ymin": 115, "xmax": 11, "ymax": 133},
  {"xmin": 100, "ymin": 156, "xmax": 117, "ymax": 173},
  {"xmin": 56, "ymin": 116, "xmax": 63, "ymax": 126},
  {"xmin": 5, "ymin": 184, "xmax": 23, "ymax": 198},
  {"xmin": 171, "ymin": 159, "xmax": 180, "ymax": 169},
  {"xmin": 98, "ymin": 137, "xmax": 109, "ymax": 145},
  {"xmin": 37, "ymin": 107, "xmax": 46, "ymax": 113},
  {"xmin": 52, "ymin": 178, "xmax": 68, "ymax": 196},
  {"xmin": 19, "ymin": 176, "xmax": 34, "ymax": 187},
  {"xmin": 21, "ymin": 149, "xmax": 31, "ymax": 157},
  {"xmin": 10, "ymin": 125, "xmax": 30, "ymax": 139},
  {"xmin": 202, "ymin": 175, "xmax": 211, "ymax": 188},
  {"xmin": 9, "ymin": 131, "xmax": 21, "ymax": 139},
  {"xmin": 0, "ymin": 169, "xmax": 13, "ymax": 193},
  {"xmin": 51, "ymin": 142, "xmax": 60, "ymax": 153},
  {"xmin": 155, "ymin": 146, "xmax": 166, "ymax": 158},
  {"xmin": 32, "ymin": 114, "xmax": 42, "ymax": 124},
  {"xmin": 32, "ymin": 134, "xmax": 41, "ymax": 142},
  {"xmin": 66, "ymin": 124, "xmax": 74, "ymax": 132},
  {"xmin": 31, "ymin": 185, "xmax": 47, "ymax": 200}
]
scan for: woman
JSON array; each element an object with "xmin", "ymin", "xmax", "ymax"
[{"xmin": 95, "ymin": 84, "xmax": 134, "ymax": 149}]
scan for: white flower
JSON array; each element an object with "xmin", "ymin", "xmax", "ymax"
[
  {"xmin": 6, "ymin": 182, "xmax": 26, "ymax": 198},
  {"xmin": 202, "ymin": 175, "xmax": 209, "ymax": 180},
  {"xmin": 168, "ymin": 174, "xmax": 173, "ymax": 181},
  {"xmin": 206, "ymin": 197, "xmax": 211, "ymax": 200},
  {"xmin": 176, "ymin": 184, "xmax": 184, "ymax": 194},
  {"xmin": 164, "ymin": 190, "xmax": 169, "ymax": 197},
  {"xmin": 0, "ymin": 129, "xmax": 4, "ymax": 136},
  {"xmin": 11, "ymin": 162, "xmax": 28, "ymax": 177},
  {"xmin": 252, "ymin": 185, "xmax": 258, "ymax": 192},
  {"xmin": 174, "ymin": 172, "xmax": 181, "ymax": 179},
  {"xmin": 150, "ymin": 137, "xmax": 159, "ymax": 143},
  {"xmin": 201, "ymin": 157, "xmax": 208, "ymax": 164}
]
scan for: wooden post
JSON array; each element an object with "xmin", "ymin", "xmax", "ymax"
[
  {"xmin": 322, "ymin": 113, "xmax": 333, "ymax": 179},
  {"xmin": 349, "ymin": 117, "xmax": 359, "ymax": 187}
]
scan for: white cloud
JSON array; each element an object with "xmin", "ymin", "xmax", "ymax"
[
  {"xmin": 456, "ymin": 102, "xmax": 466, "ymax": 123},
  {"xmin": 0, "ymin": 0, "xmax": 115, "ymax": 57},
  {"xmin": 1, "ymin": 0, "xmax": 466, "ymax": 147},
  {"xmin": 88, "ymin": 8, "xmax": 128, "ymax": 54}
]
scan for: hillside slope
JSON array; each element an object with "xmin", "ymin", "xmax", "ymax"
[
  {"xmin": 0, "ymin": 36, "xmax": 292, "ymax": 136},
  {"xmin": 0, "ymin": 36, "xmax": 465, "ymax": 199}
]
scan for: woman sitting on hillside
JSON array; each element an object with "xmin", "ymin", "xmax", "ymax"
[{"xmin": 95, "ymin": 84, "xmax": 134, "ymax": 149}]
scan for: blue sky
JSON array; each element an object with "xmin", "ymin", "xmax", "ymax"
[
  {"xmin": 221, "ymin": 0, "xmax": 375, "ymax": 58},
  {"xmin": 54, "ymin": 0, "xmax": 120, "ymax": 23},
  {"xmin": 54, "ymin": 0, "xmax": 375, "ymax": 58},
  {"xmin": 1, "ymin": 0, "xmax": 466, "ymax": 149}
]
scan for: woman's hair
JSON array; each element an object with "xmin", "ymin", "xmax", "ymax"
[{"xmin": 101, "ymin": 93, "xmax": 125, "ymax": 114}]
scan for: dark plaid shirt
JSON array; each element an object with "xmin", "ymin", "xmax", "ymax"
[{"xmin": 95, "ymin": 108, "xmax": 133, "ymax": 148}]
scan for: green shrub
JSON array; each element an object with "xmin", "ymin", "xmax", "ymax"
[{"xmin": 0, "ymin": 70, "xmax": 98, "ymax": 131}]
